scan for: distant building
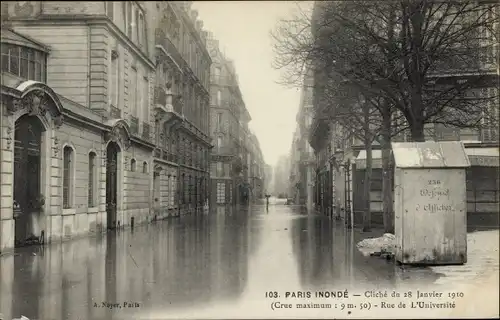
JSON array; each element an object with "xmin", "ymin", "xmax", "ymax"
[
  {"xmin": 273, "ymin": 155, "xmax": 290, "ymax": 198},
  {"xmin": 207, "ymin": 34, "xmax": 265, "ymax": 206},
  {"xmin": 289, "ymin": 69, "xmax": 315, "ymax": 207}
]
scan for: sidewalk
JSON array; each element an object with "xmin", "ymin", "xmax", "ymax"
[{"xmin": 430, "ymin": 229, "xmax": 499, "ymax": 285}]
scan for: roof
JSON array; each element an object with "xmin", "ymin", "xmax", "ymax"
[
  {"xmin": 392, "ymin": 141, "xmax": 470, "ymax": 168},
  {"xmin": 1, "ymin": 28, "xmax": 50, "ymax": 52}
]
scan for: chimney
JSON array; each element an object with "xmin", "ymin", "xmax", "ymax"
[
  {"xmin": 201, "ymin": 31, "xmax": 208, "ymax": 43},
  {"xmin": 196, "ymin": 20, "xmax": 203, "ymax": 31},
  {"xmin": 190, "ymin": 10, "xmax": 198, "ymax": 22}
]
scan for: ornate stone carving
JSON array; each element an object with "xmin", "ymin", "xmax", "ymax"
[
  {"xmin": 53, "ymin": 115, "xmax": 64, "ymax": 129},
  {"xmin": 5, "ymin": 126, "xmax": 13, "ymax": 149},
  {"xmin": 104, "ymin": 124, "xmax": 131, "ymax": 150},
  {"xmin": 24, "ymin": 90, "xmax": 49, "ymax": 118},
  {"xmin": 6, "ymin": 97, "xmax": 20, "ymax": 115},
  {"xmin": 53, "ymin": 137, "xmax": 60, "ymax": 157}
]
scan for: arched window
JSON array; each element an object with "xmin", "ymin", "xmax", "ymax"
[
  {"xmin": 143, "ymin": 161, "xmax": 148, "ymax": 173},
  {"xmin": 88, "ymin": 152, "xmax": 97, "ymax": 207},
  {"xmin": 63, "ymin": 146, "xmax": 74, "ymax": 209},
  {"xmin": 131, "ymin": 158, "xmax": 137, "ymax": 172}
]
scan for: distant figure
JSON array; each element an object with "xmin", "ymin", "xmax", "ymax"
[{"xmin": 265, "ymin": 194, "xmax": 271, "ymax": 212}]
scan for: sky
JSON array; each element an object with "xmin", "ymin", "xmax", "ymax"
[{"xmin": 193, "ymin": 1, "xmax": 306, "ymax": 166}]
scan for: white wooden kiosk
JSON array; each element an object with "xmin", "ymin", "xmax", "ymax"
[{"xmin": 392, "ymin": 141, "xmax": 470, "ymax": 265}]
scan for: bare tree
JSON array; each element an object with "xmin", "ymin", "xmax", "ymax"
[{"xmin": 272, "ymin": 0, "xmax": 499, "ymax": 233}]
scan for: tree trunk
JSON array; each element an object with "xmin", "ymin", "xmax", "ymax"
[
  {"xmin": 381, "ymin": 111, "xmax": 394, "ymax": 234},
  {"xmin": 363, "ymin": 139, "xmax": 373, "ymax": 232},
  {"xmin": 410, "ymin": 119, "xmax": 426, "ymax": 142},
  {"xmin": 362, "ymin": 103, "xmax": 372, "ymax": 232}
]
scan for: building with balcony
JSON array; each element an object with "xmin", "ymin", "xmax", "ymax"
[
  {"xmin": 248, "ymin": 132, "xmax": 265, "ymax": 203},
  {"xmin": 309, "ymin": 1, "xmax": 500, "ymax": 227},
  {"xmin": 0, "ymin": 1, "xmax": 212, "ymax": 253},
  {"xmin": 152, "ymin": 1, "xmax": 212, "ymax": 217},
  {"xmin": 289, "ymin": 69, "xmax": 316, "ymax": 208},
  {"xmin": 207, "ymin": 33, "xmax": 257, "ymax": 206},
  {"xmin": 273, "ymin": 155, "xmax": 291, "ymax": 198},
  {"xmin": 0, "ymin": 1, "xmax": 160, "ymax": 252}
]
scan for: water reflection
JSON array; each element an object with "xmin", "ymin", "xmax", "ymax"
[
  {"xmin": 0, "ymin": 205, "xmax": 254, "ymax": 320},
  {"xmin": 291, "ymin": 215, "xmax": 441, "ymax": 291}
]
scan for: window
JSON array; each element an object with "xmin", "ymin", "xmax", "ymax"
[
  {"xmin": 127, "ymin": 2, "xmax": 132, "ymax": 38},
  {"xmin": 217, "ymin": 113, "xmax": 222, "ymax": 130},
  {"xmin": 110, "ymin": 50, "xmax": 119, "ymax": 106},
  {"xmin": 63, "ymin": 146, "xmax": 74, "ymax": 209},
  {"xmin": 1, "ymin": 44, "xmax": 46, "ymax": 82},
  {"xmin": 217, "ymin": 162, "xmax": 224, "ymax": 177},
  {"xmin": 106, "ymin": 2, "xmax": 114, "ymax": 19},
  {"xmin": 130, "ymin": 66, "xmax": 137, "ymax": 117},
  {"xmin": 138, "ymin": 12, "xmax": 145, "ymax": 48},
  {"xmin": 214, "ymin": 67, "xmax": 221, "ymax": 78},
  {"xmin": 143, "ymin": 161, "xmax": 148, "ymax": 173},
  {"xmin": 217, "ymin": 136, "xmax": 223, "ymax": 150},
  {"xmin": 216, "ymin": 182, "xmax": 225, "ymax": 204},
  {"xmin": 88, "ymin": 152, "xmax": 97, "ymax": 207},
  {"xmin": 217, "ymin": 90, "xmax": 221, "ymax": 106},
  {"xmin": 131, "ymin": 158, "xmax": 136, "ymax": 172},
  {"xmin": 171, "ymin": 176, "xmax": 176, "ymax": 206},
  {"xmin": 142, "ymin": 76, "xmax": 149, "ymax": 122}
]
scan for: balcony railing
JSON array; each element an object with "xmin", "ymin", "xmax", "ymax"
[
  {"xmin": 129, "ymin": 116, "xmax": 139, "ymax": 135},
  {"xmin": 142, "ymin": 122, "xmax": 151, "ymax": 141},
  {"xmin": 173, "ymin": 94, "xmax": 183, "ymax": 114},
  {"xmin": 430, "ymin": 46, "xmax": 497, "ymax": 76},
  {"xmin": 109, "ymin": 105, "xmax": 121, "ymax": 119},
  {"xmin": 153, "ymin": 148, "xmax": 178, "ymax": 163},
  {"xmin": 480, "ymin": 127, "xmax": 499, "ymax": 143},
  {"xmin": 154, "ymin": 86, "xmax": 167, "ymax": 106},
  {"xmin": 155, "ymin": 28, "xmax": 183, "ymax": 70},
  {"xmin": 210, "ymin": 75, "xmax": 237, "ymax": 87}
]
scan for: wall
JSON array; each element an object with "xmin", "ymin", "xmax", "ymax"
[{"xmin": 13, "ymin": 26, "xmax": 89, "ymax": 106}]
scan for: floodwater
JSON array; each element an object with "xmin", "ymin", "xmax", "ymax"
[{"xmin": 1, "ymin": 200, "xmax": 444, "ymax": 320}]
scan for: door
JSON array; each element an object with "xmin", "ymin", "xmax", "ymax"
[
  {"xmin": 106, "ymin": 142, "xmax": 119, "ymax": 230},
  {"xmin": 13, "ymin": 115, "xmax": 43, "ymax": 246}
]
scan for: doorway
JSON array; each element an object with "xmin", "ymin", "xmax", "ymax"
[
  {"xmin": 13, "ymin": 115, "xmax": 43, "ymax": 246},
  {"xmin": 106, "ymin": 142, "xmax": 119, "ymax": 230}
]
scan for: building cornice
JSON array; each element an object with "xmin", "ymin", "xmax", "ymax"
[{"xmin": 7, "ymin": 17, "xmax": 156, "ymax": 70}]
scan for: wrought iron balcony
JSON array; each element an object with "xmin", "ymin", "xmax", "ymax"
[
  {"xmin": 153, "ymin": 148, "xmax": 178, "ymax": 163},
  {"xmin": 154, "ymin": 86, "xmax": 167, "ymax": 106},
  {"xmin": 480, "ymin": 127, "xmax": 499, "ymax": 143},
  {"xmin": 129, "ymin": 116, "xmax": 139, "ymax": 135},
  {"xmin": 210, "ymin": 75, "xmax": 237, "ymax": 87},
  {"xmin": 155, "ymin": 28, "xmax": 183, "ymax": 70}
]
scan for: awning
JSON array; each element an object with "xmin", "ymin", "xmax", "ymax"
[
  {"xmin": 355, "ymin": 150, "xmax": 382, "ymax": 170},
  {"xmin": 355, "ymin": 146, "xmax": 499, "ymax": 169}
]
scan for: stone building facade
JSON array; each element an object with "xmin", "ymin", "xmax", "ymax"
[
  {"xmin": 289, "ymin": 70, "xmax": 315, "ymax": 208},
  {"xmin": 0, "ymin": 1, "xmax": 211, "ymax": 253},
  {"xmin": 207, "ymin": 34, "xmax": 258, "ymax": 206},
  {"xmin": 152, "ymin": 1, "xmax": 212, "ymax": 217},
  {"xmin": 248, "ymin": 132, "xmax": 265, "ymax": 203}
]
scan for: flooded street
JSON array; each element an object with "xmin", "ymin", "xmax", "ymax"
[{"xmin": 0, "ymin": 201, "xmax": 461, "ymax": 320}]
